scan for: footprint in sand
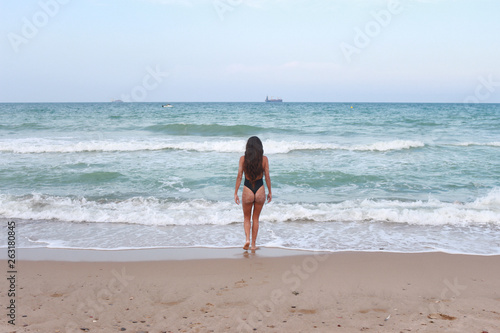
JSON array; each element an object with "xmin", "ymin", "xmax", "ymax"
[{"xmin": 234, "ymin": 279, "xmax": 248, "ymax": 288}]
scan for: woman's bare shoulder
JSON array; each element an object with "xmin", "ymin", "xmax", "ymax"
[{"xmin": 263, "ymin": 155, "xmax": 269, "ymax": 165}]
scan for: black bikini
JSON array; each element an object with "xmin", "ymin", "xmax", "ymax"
[{"xmin": 244, "ymin": 177, "xmax": 264, "ymax": 194}]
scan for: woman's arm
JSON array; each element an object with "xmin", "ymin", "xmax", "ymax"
[
  {"xmin": 234, "ymin": 156, "xmax": 244, "ymax": 204},
  {"xmin": 263, "ymin": 156, "xmax": 272, "ymax": 203}
]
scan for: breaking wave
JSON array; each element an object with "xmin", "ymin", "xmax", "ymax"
[
  {"xmin": 0, "ymin": 139, "xmax": 425, "ymax": 154},
  {"xmin": 1, "ymin": 188, "xmax": 498, "ymax": 226}
]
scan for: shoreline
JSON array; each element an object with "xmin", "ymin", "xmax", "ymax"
[
  {"xmin": 1, "ymin": 251, "xmax": 499, "ymax": 332},
  {"xmin": 6, "ymin": 246, "xmax": 317, "ymax": 262},
  {"xmin": 1, "ymin": 246, "xmax": 500, "ymax": 262}
]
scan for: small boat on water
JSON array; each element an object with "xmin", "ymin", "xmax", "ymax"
[{"xmin": 162, "ymin": 104, "xmax": 173, "ymax": 108}]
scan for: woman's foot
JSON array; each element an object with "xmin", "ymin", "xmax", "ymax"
[{"xmin": 243, "ymin": 241, "xmax": 250, "ymax": 250}]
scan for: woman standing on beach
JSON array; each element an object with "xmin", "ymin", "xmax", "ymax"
[{"xmin": 234, "ymin": 136, "xmax": 272, "ymax": 251}]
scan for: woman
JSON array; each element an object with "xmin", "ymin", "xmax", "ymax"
[{"xmin": 234, "ymin": 136, "xmax": 272, "ymax": 251}]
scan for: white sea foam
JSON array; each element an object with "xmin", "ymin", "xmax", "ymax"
[
  {"xmin": 0, "ymin": 138, "xmax": 425, "ymax": 154},
  {"xmin": 0, "ymin": 194, "xmax": 240, "ymax": 226},
  {"xmin": 456, "ymin": 142, "xmax": 500, "ymax": 147},
  {"xmin": 350, "ymin": 140, "xmax": 425, "ymax": 151},
  {"xmin": 262, "ymin": 139, "xmax": 424, "ymax": 153},
  {"xmin": 0, "ymin": 138, "xmax": 175, "ymax": 153},
  {"xmin": 1, "ymin": 189, "xmax": 499, "ymax": 226}
]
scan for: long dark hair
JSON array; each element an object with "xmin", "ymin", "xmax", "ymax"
[{"xmin": 243, "ymin": 136, "xmax": 264, "ymax": 185}]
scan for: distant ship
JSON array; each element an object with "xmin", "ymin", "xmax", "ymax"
[
  {"xmin": 265, "ymin": 96, "xmax": 283, "ymax": 103},
  {"xmin": 111, "ymin": 99, "xmax": 124, "ymax": 103}
]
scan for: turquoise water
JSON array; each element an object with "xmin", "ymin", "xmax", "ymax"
[{"xmin": 0, "ymin": 102, "xmax": 499, "ymax": 254}]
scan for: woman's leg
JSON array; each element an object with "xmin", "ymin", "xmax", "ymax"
[
  {"xmin": 241, "ymin": 187, "xmax": 254, "ymax": 250},
  {"xmin": 250, "ymin": 187, "xmax": 266, "ymax": 250}
]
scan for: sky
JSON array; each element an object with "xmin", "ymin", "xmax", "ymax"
[{"xmin": 1, "ymin": 0, "xmax": 499, "ymax": 103}]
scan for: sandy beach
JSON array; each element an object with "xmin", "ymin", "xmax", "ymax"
[{"xmin": 1, "ymin": 250, "xmax": 499, "ymax": 332}]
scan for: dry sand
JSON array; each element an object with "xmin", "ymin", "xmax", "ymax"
[{"xmin": 1, "ymin": 251, "xmax": 499, "ymax": 332}]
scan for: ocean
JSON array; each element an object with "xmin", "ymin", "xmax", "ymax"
[{"xmin": 1, "ymin": 102, "xmax": 499, "ymax": 255}]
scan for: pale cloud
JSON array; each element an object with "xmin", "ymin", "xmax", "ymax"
[
  {"xmin": 138, "ymin": 0, "xmax": 199, "ymax": 6},
  {"xmin": 226, "ymin": 61, "xmax": 342, "ymax": 74},
  {"xmin": 138, "ymin": 0, "xmax": 449, "ymax": 6}
]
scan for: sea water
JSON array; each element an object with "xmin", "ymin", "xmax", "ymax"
[{"xmin": 0, "ymin": 102, "xmax": 499, "ymax": 255}]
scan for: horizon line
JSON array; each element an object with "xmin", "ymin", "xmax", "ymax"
[{"xmin": 1, "ymin": 101, "xmax": 499, "ymax": 104}]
